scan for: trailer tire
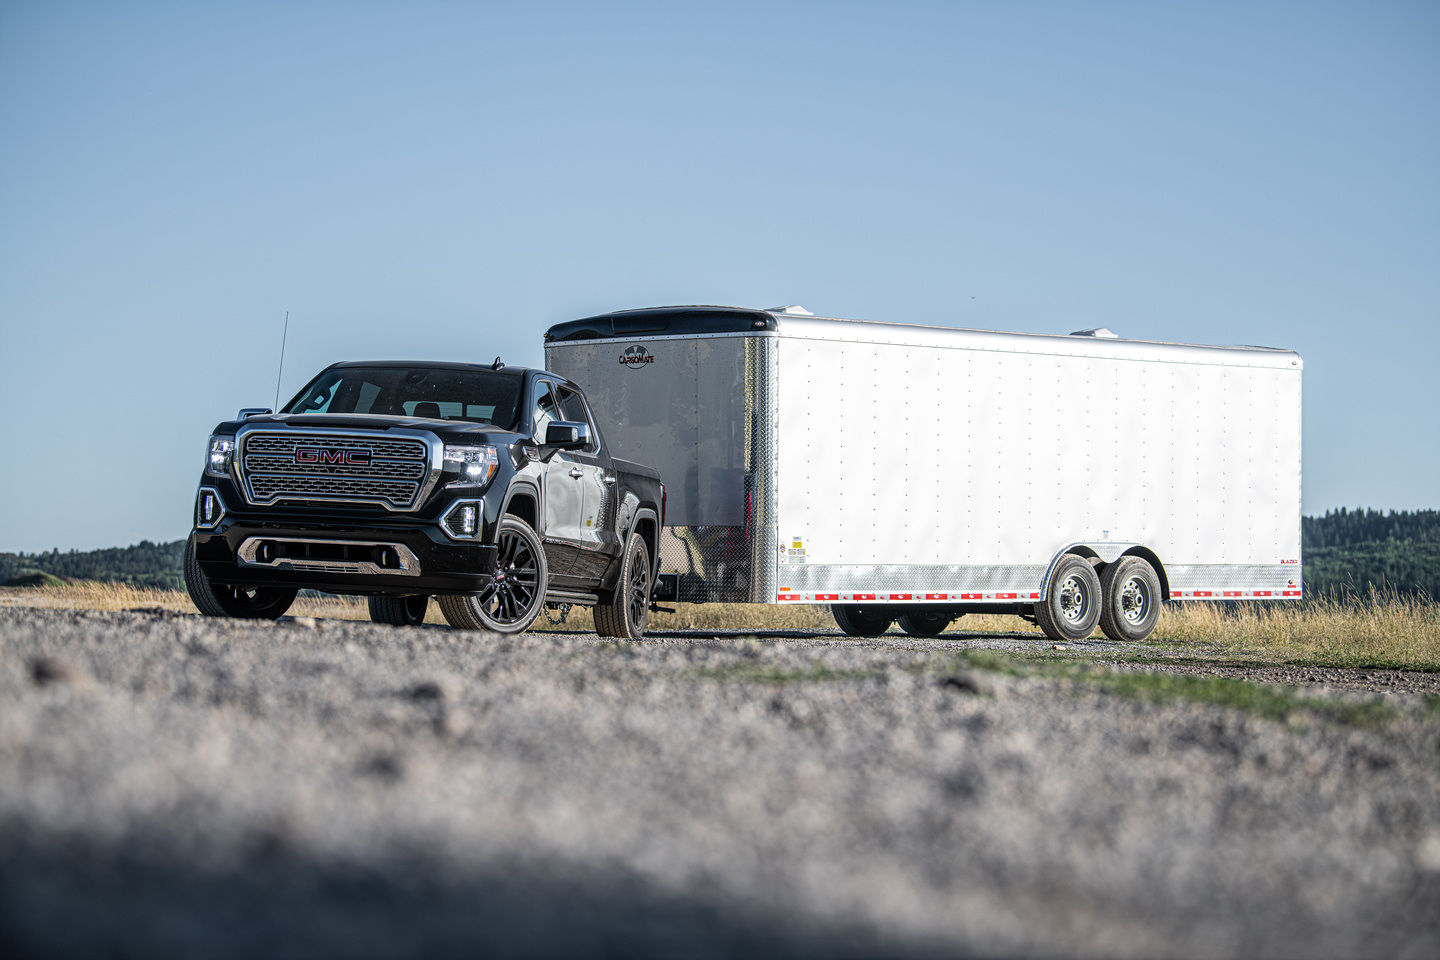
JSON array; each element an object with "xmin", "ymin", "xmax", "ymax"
[
  {"xmin": 1097, "ymin": 555, "xmax": 1162, "ymax": 643},
  {"xmin": 368, "ymin": 595, "xmax": 429, "ymax": 627},
  {"xmin": 438, "ymin": 517, "xmax": 547, "ymax": 634},
  {"xmin": 897, "ymin": 612, "xmax": 953, "ymax": 637},
  {"xmin": 184, "ymin": 533, "xmax": 297, "ymax": 620},
  {"xmin": 1034, "ymin": 554, "xmax": 1102, "ymax": 643},
  {"xmin": 831, "ymin": 604, "xmax": 893, "ymax": 637},
  {"xmin": 594, "ymin": 534, "xmax": 651, "ymax": 639}
]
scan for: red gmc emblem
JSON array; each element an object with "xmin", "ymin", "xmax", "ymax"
[{"xmin": 295, "ymin": 446, "xmax": 371, "ymax": 465}]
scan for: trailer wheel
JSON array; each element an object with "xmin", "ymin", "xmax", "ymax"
[
  {"xmin": 831, "ymin": 604, "xmax": 893, "ymax": 637},
  {"xmin": 184, "ymin": 534, "xmax": 297, "ymax": 620},
  {"xmin": 897, "ymin": 612, "xmax": 953, "ymax": 637},
  {"xmin": 1097, "ymin": 556, "xmax": 1162, "ymax": 642},
  {"xmin": 594, "ymin": 534, "xmax": 652, "ymax": 639},
  {"xmin": 368, "ymin": 595, "xmax": 429, "ymax": 627},
  {"xmin": 1033, "ymin": 554, "xmax": 1102, "ymax": 643},
  {"xmin": 438, "ymin": 517, "xmax": 547, "ymax": 634}
]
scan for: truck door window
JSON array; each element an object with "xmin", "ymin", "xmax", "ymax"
[
  {"xmin": 556, "ymin": 386, "xmax": 599, "ymax": 453},
  {"xmin": 533, "ymin": 382, "xmax": 559, "ymax": 439}
]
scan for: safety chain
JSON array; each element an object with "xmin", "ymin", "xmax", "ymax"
[{"xmin": 544, "ymin": 602, "xmax": 573, "ymax": 626}]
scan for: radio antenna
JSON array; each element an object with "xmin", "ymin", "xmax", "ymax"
[{"xmin": 273, "ymin": 311, "xmax": 290, "ymax": 411}]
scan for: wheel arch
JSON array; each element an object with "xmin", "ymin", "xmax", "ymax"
[
  {"xmin": 501, "ymin": 483, "xmax": 540, "ymax": 533},
  {"xmin": 627, "ymin": 507, "xmax": 660, "ymax": 581},
  {"xmin": 1039, "ymin": 543, "xmax": 1171, "ymax": 602}
]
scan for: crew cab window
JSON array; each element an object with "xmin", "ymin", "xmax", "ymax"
[
  {"xmin": 555, "ymin": 385, "xmax": 599, "ymax": 453},
  {"xmin": 284, "ymin": 366, "xmax": 523, "ymax": 428},
  {"xmin": 532, "ymin": 382, "xmax": 559, "ymax": 439}
]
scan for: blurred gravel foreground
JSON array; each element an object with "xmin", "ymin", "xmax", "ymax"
[{"xmin": 2, "ymin": 608, "xmax": 1438, "ymax": 959}]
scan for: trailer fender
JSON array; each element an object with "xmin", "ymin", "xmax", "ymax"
[{"xmin": 1038, "ymin": 543, "xmax": 1170, "ymax": 601}]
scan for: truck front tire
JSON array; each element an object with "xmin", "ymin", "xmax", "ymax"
[
  {"xmin": 438, "ymin": 516, "xmax": 548, "ymax": 634},
  {"xmin": 184, "ymin": 534, "xmax": 297, "ymax": 620},
  {"xmin": 1097, "ymin": 556, "xmax": 1162, "ymax": 643},
  {"xmin": 368, "ymin": 595, "xmax": 430, "ymax": 627},
  {"xmin": 594, "ymin": 533, "xmax": 652, "ymax": 639},
  {"xmin": 1034, "ymin": 554, "xmax": 1102, "ymax": 643}
]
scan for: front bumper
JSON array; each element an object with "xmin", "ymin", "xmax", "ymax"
[{"xmin": 192, "ymin": 516, "xmax": 498, "ymax": 596}]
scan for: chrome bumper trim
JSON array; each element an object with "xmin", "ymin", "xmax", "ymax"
[{"xmin": 236, "ymin": 537, "xmax": 422, "ymax": 577}]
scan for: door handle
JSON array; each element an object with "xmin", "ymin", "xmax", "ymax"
[{"xmin": 569, "ymin": 467, "xmax": 584, "ymax": 478}]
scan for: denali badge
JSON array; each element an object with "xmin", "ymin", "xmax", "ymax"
[
  {"xmin": 295, "ymin": 446, "xmax": 372, "ymax": 465},
  {"xmin": 619, "ymin": 345, "xmax": 654, "ymax": 367}
]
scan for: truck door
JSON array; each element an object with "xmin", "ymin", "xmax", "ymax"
[
  {"xmin": 554, "ymin": 383, "xmax": 617, "ymax": 581},
  {"xmin": 532, "ymin": 381, "xmax": 583, "ymax": 580}
]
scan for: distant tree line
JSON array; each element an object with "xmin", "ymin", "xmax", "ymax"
[
  {"xmin": 2, "ymin": 508, "xmax": 1437, "ymax": 599},
  {"xmin": 0, "ymin": 540, "xmax": 186, "ymax": 590},
  {"xmin": 1301, "ymin": 508, "xmax": 1439, "ymax": 600}
]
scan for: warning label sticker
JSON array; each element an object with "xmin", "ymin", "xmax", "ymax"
[{"xmin": 781, "ymin": 537, "xmax": 807, "ymax": 564}]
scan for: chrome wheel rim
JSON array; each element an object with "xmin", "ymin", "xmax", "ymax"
[
  {"xmin": 1120, "ymin": 576, "xmax": 1149, "ymax": 624},
  {"xmin": 476, "ymin": 529, "xmax": 540, "ymax": 625},
  {"xmin": 1058, "ymin": 575, "xmax": 1091, "ymax": 624}
]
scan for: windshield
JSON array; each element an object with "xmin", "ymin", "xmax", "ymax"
[{"xmin": 284, "ymin": 365, "xmax": 524, "ymax": 429}]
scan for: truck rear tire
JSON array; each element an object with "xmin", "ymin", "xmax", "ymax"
[
  {"xmin": 1034, "ymin": 554, "xmax": 1102, "ymax": 643},
  {"xmin": 897, "ymin": 612, "xmax": 954, "ymax": 637},
  {"xmin": 594, "ymin": 534, "xmax": 652, "ymax": 639},
  {"xmin": 438, "ymin": 516, "xmax": 547, "ymax": 634},
  {"xmin": 831, "ymin": 604, "xmax": 893, "ymax": 637},
  {"xmin": 184, "ymin": 533, "xmax": 297, "ymax": 620},
  {"xmin": 368, "ymin": 595, "xmax": 429, "ymax": 627},
  {"xmin": 1097, "ymin": 555, "xmax": 1162, "ymax": 642}
]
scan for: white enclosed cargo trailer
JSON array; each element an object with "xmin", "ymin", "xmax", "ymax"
[{"xmin": 543, "ymin": 306, "xmax": 1303, "ymax": 642}]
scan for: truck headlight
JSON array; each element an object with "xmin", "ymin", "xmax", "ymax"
[
  {"xmin": 205, "ymin": 435, "xmax": 235, "ymax": 477},
  {"xmin": 443, "ymin": 444, "xmax": 498, "ymax": 487}
]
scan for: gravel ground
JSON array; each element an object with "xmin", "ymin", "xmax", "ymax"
[{"xmin": 1, "ymin": 607, "xmax": 1438, "ymax": 959}]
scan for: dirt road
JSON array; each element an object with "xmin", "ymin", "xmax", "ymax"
[{"xmin": 2, "ymin": 607, "xmax": 1437, "ymax": 958}]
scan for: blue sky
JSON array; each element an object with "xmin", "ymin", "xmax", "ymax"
[{"xmin": 1, "ymin": 0, "xmax": 1436, "ymax": 553}]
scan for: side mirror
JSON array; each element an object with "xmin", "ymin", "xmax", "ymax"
[
  {"xmin": 237, "ymin": 407, "xmax": 273, "ymax": 419},
  {"xmin": 544, "ymin": 420, "xmax": 590, "ymax": 450}
]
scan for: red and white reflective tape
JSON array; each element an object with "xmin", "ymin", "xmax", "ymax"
[
  {"xmin": 1169, "ymin": 588, "xmax": 1302, "ymax": 599},
  {"xmin": 776, "ymin": 591, "xmax": 1043, "ymax": 603},
  {"xmin": 774, "ymin": 588, "xmax": 1302, "ymax": 603}
]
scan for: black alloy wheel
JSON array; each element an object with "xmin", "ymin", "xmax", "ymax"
[
  {"xmin": 438, "ymin": 517, "xmax": 548, "ymax": 634},
  {"xmin": 594, "ymin": 533, "xmax": 652, "ymax": 639}
]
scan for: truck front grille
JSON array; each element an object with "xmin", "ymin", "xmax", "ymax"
[{"xmin": 237, "ymin": 431, "xmax": 434, "ymax": 509}]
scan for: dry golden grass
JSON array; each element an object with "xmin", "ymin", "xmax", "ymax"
[
  {"xmin": 1154, "ymin": 591, "xmax": 1440, "ymax": 670},
  {"xmin": 3, "ymin": 582, "xmax": 1436, "ymax": 670}
]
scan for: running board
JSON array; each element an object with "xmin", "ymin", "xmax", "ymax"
[{"xmin": 545, "ymin": 589, "xmax": 599, "ymax": 607}]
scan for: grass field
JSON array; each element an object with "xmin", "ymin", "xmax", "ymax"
[{"xmin": 4, "ymin": 581, "xmax": 1437, "ymax": 671}]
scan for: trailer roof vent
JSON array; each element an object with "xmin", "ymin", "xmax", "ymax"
[
  {"xmin": 1070, "ymin": 327, "xmax": 1119, "ymax": 339},
  {"xmin": 767, "ymin": 305, "xmax": 813, "ymax": 315}
]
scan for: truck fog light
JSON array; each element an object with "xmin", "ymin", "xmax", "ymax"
[
  {"xmin": 441, "ymin": 500, "xmax": 483, "ymax": 541},
  {"xmin": 195, "ymin": 488, "xmax": 226, "ymax": 529}
]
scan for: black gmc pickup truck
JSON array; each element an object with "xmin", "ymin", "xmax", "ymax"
[{"xmin": 185, "ymin": 360, "xmax": 664, "ymax": 637}]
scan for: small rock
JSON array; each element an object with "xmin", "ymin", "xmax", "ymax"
[
  {"xmin": 1052, "ymin": 644, "xmax": 1066, "ymax": 651},
  {"xmin": 410, "ymin": 680, "xmax": 446, "ymax": 701},
  {"xmin": 940, "ymin": 674, "xmax": 980, "ymax": 694},
  {"xmin": 287, "ymin": 617, "xmax": 318, "ymax": 629},
  {"xmin": 29, "ymin": 657, "xmax": 77, "ymax": 687}
]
